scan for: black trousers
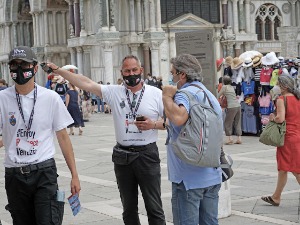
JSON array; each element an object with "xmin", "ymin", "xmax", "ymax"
[
  {"xmin": 5, "ymin": 159, "xmax": 64, "ymax": 225},
  {"xmin": 113, "ymin": 143, "xmax": 166, "ymax": 225}
]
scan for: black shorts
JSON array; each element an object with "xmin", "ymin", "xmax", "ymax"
[{"xmin": 91, "ymin": 99, "xmax": 97, "ymax": 106}]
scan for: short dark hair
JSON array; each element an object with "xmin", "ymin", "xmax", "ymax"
[
  {"xmin": 0, "ymin": 79, "xmax": 6, "ymax": 85},
  {"xmin": 121, "ymin": 55, "xmax": 141, "ymax": 67}
]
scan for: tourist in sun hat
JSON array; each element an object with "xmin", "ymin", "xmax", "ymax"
[{"xmin": 223, "ymin": 56, "xmax": 233, "ymax": 77}]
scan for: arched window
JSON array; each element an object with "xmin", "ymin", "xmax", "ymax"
[
  {"xmin": 255, "ymin": 4, "xmax": 282, "ymax": 41},
  {"xmin": 256, "ymin": 18, "xmax": 263, "ymax": 40}
]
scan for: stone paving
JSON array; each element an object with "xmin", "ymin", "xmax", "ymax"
[{"xmin": 0, "ymin": 113, "xmax": 299, "ymax": 225}]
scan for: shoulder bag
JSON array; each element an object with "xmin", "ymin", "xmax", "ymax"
[
  {"xmin": 218, "ymin": 86, "xmax": 228, "ymax": 108},
  {"xmin": 259, "ymin": 96, "xmax": 287, "ymax": 147}
]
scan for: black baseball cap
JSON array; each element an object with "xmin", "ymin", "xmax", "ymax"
[{"xmin": 8, "ymin": 46, "xmax": 38, "ymax": 63}]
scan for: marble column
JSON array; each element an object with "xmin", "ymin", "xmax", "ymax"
[
  {"xmin": 4, "ymin": 23, "xmax": 12, "ymax": 52},
  {"xmin": 289, "ymin": 0, "xmax": 297, "ymax": 26},
  {"xmin": 76, "ymin": 47, "xmax": 83, "ymax": 74},
  {"xmin": 20, "ymin": 22, "xmax": 25, "ymax": 46},
  {"xmin": 35, "ymin": 13, "xmax": 41, "ymax": 46},
  {"xmin": 69, "ymin": 0, "xmax": 75, "ymax": 37},
  {"xmin": 60, "ymin": 53, "xmax": 68, "ymax": 67},
  {"xmin": 44, "ymin": 11, "xmax": 49, "ymax": 45},
  {"xmin": 102, "ymin": 42, "xmax": 114, "ymax": 84},
  {"xmin": 80, "ymin": 0, "xmax": 87, "ymax": 36},
  {"xmin": 31, "ymin": 13, "xmax": 36, "ymax": 46},
  {"xmin": 221, "ymin": 0, "xmax": 228, "ymax": 27},
  {"xmin": 271, "ymin": 20, "xmax": 275, "ymax": 40},
  {"xmin": 245, "ymin": 0, "xmax": 251, "ymax": 33},
  {"xmin": 129, "ymin": 43, "xmax": 140, "ymax": 56},
  {"xmin": 149, "ymin": 0, "xmax": 156, "ymax": 31},
  {"xmin": 155, "ymin": 0, "xmax": 162, "ymax": 31},
  {"xmin": 61, "ymin": 11, "xmax": 67, "ymax": 44},
  {"xmin": 83, "ymin": 47, "xmax": 92, "ymax": 78},
  {"xmin": 238, "ymin": 0, "xmax": 245, "ymax": 33},
  {"xmin": 46, "ymin": 53, "xmax": 53, "ymax": 64},
  {"xmin": 74, "ymin": 0, "xmax": 81, "ymax": 37},
  {"xmin": 26, "ymin": 22, "xmax": 31, "ymax": 46},
  {"xmin": 232, "ymin": 0, "xmax": 239, "ymax": 34},
  {"xmin": 109, "ymin": 0, "xmax": 116, "ymax": 31},
  {"xmin": 36, "ymin": 54, "xmax": 45, "ymax": 85},
  {"xmin": 12, "ymin": 23, "xmax": 18, "ymax": 47},
  {"xmin": 98, "ymin": 0, "xmax": 103, "ymax": 32},
  {"xmin": 70, "ymin": 48, "xmax": 77, "ymax": 66},
  {"xmin": 234, "ymin": 42, "xmax": 242, "ymax": 57},
  {"xmin": 150, "ymin": 41, "xmax": 160, "ymax": 77},
  {"xmin": 52, "ymin": 11, "xmax": 58, "ymax": 44},
  {"xmin": 3, "ymin": 63, "xmax": 9, "ymax": 86},
  {"xmin": 244, "ymin": 42, "xmax": 252, "ymax": 51},
  {"xmin": 226, "ymin": 42, "xmax": 235, "ymax": 57},
  {"xmin": 143, "ymin": 0, "xmax": 150, "ymax": 31},
  {"xmin": 262, "ymin": 21, "xmax": 266, "ymax": 40},
  {"xmin": 129, "ymin": 0, "xmax": 136, "ymax": 34},
  {"xmin": 142, "ymin": 43, "xmax": 151, "ymax": 78},
  {"xmin": 136, "ymin": 0, "xmax": 143, "ymax": 33},
  {"xmin": 169, "ymin": 33, "xmax": 176, "ymax": 58}
]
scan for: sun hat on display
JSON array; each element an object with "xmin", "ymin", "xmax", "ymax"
[
  {"xmin": 231, "ymin": 57, "xmax": 244, "ymax": 70},
  {"xmin": 242, "ymin": 57, "xmax": 253, "ymax": 68},
  {"xmin": 261, "ymin": 52, "xmax": 279, "ymax": 66},
  {"xmin": 216, "ymin": 58, "xmax": 224, "ymax": 71},
  {"xmin": 225, "ymin": 56, "xmax": 233, "ymax": 66},
  {"xmin": 278, "ymin": 56, "xmax": 284, "ymax": 62},
  {"xmin": 61, "ymin": 65, "xmax": 78, "ymax": 70},
  {"xmin": 252, "ymin": 56, "xmax": 262, "ymax": 67}
]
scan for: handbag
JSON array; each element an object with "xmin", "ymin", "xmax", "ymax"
[
  {"xmin": 259, "ymin": 96, "xmax": 287, "ymax": 147},
  {"xmin": 259, "ymin": 121, "xmax": 286, "ymax": 147},
  {"xmin": 218, "ymin": 95, "xmax": 228, "ymax": 108},
  {"xmin": 218, "ymin": 86, "xmax": 228, "ymax": 108}
]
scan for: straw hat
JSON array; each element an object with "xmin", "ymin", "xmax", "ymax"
[
  {"xmin": 242, "ymin": 57, "xmax": 253, "ymax": 68},
  {"xmin": 225, "ymin": 56, "xmax": 233, "ymax": 66},
  {"xmin": 252, "ymin": 56, "xmax": 262, "ymax": 67},
  {"xmin": 231, "ymin": 57, "xmax": 243, "ymax": 70},
  {"xmin": 261, "ymin": 52, "xmax": 279, "ymax": 66}
]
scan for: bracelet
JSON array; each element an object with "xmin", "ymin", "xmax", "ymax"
[{"xmin": 53, "ymin": 66, "xmax": 60, "ymax": 71}]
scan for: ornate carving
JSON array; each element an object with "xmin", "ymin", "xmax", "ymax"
[
  {"xmin": 101, "ymin": 41, "xmax": 113, "ymax": 50},
  {"xmin": 221, "ymin": 26, "xmax": 236, "ymax": 41},
  {"xmin": 150, "ymin": 41, "xmax": 160, "ymax": 50},
  {"xmin": 18, "ymin": 0, "xmax": 31, "ymax": 20},
  {"xmin": 282, "ymin": 3, "xmax": 291, "ymax": 13},
  {"xmin": 47, "ymin": 0, "xmax": 68, "ymax": 7},
  {"xmin": 69, "ymin": 24, "xmax": 75, "ymax": 38}
]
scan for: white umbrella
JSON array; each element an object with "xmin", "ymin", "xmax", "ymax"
[
  {"xmin": 61, "ymin": 65, "xmax": 78, "ymax": 70},
  {"xmin": 239, "ymin": 51, "xmax": 262, "ymax": 60}
]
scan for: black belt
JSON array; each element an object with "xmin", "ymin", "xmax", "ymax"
[
  {"xmin": 5, "ymin": 158, "xmax": 56, "ymax": 174},
  {"xmin": 116, "ymin": 142, "xmax": 156, "ymax": 152}
]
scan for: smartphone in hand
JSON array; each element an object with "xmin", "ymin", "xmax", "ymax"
[
  {"xmin": 40, "ymin": 63, "xmax": 53, "ymax": 74},
  {"xmin": 136, "ymin": 115, "xmax": 145, "ymax": 121}
]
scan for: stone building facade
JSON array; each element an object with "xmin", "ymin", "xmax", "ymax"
[{"xmin": 0, "ymin": 0, "xmax": 299, "ymax": 86}]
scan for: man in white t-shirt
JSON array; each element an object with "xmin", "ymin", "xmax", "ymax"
[
  {"xmin": 0, "ymin": 46, "xmax": 81, "ymax": 225},
  {"xmin": 47, "ymin": 55, "xmax": 166, "ymax": 225}
]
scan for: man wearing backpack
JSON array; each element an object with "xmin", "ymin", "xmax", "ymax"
[{"xmin": 162, "ymin": 54, "xmax": 222, "ymax": 225}]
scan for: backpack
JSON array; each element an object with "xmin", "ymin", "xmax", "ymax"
[{"xmin": 165, "ymin": 85, "xmax": 223, "ymax": 167}]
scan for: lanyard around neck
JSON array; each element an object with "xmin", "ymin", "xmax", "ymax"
[
  {"xmin": 125, "ymin": 85, "xmax": 145, "ymax": 115},
  {"xmin": 15, "ymin": 84, "xmax": 37, "ymax": 132}
]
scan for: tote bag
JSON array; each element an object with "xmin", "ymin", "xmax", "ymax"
[
  {"xmin": 259, "ymin": 96, "xmax": 287, "ymax": 147},
  {"xmin": 218, "ymin": 95, "xmax": 228, "ymax": 108}
]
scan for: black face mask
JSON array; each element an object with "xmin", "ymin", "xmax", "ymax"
[
  {"xmin": 10, "ymin": 67, "xmax": 35, "ymax": 85},
  {"xmin": 122, "ymin": 74, "xmax": 142, "ymax": 87}
]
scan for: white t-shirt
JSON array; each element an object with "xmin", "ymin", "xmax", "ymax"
[
  {"xmin": 101, "ymin": 84, "xmax": 163, "ymax": 146},
  {"xmin": 0, "ymin": 84, "xmax": 74, "ymax": 167}
]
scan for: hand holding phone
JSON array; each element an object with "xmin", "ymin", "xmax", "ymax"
[
  {"xmin": 136, "ymin": 115, "xmax": 145, "ymax": 121},
  {"xmin": 40, "ymin": 62, "xmax": 53, "ymax": 74}
]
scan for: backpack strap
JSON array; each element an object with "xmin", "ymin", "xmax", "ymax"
[{"xmin": 188, "ymin": 83, "xmax": 217, "ymax": 110}]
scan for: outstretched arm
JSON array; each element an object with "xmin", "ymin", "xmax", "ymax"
[
  {"xmin": 47, "ymin": 63, "xmax": 102, "ymax": 98},
  {"xmin": 56, "ymin": 128, "xmax": 81, "ymax": 195}
]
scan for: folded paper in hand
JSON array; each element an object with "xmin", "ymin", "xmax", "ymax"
[{"xmin": 68, "ymin": 193, "xmax": 81, "ymax": 216}]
